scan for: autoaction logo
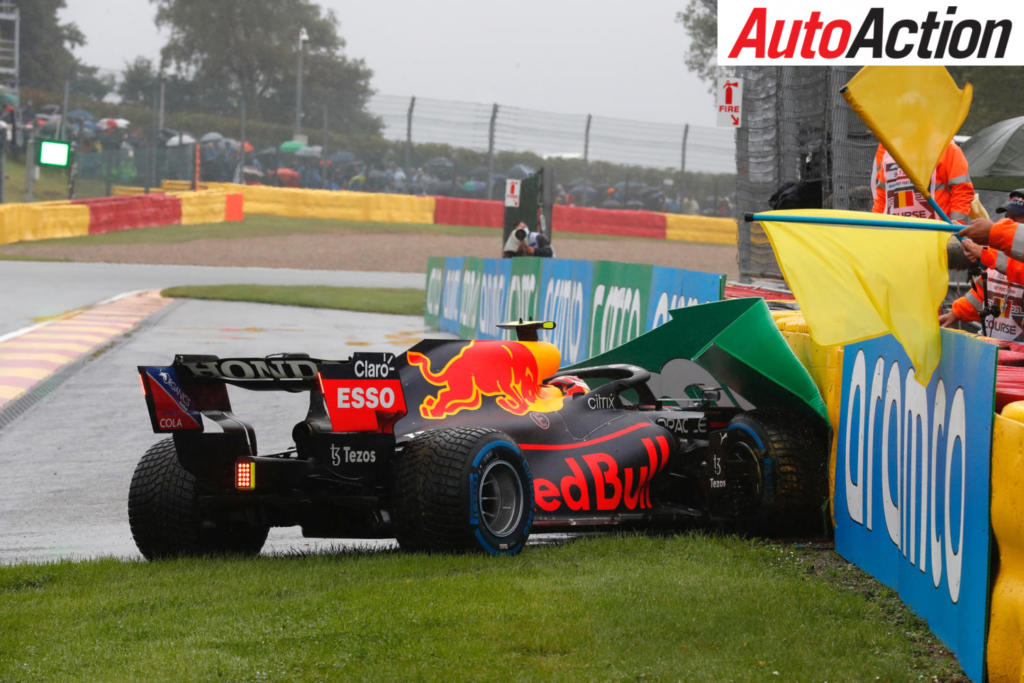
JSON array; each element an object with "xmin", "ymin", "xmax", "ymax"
[{"xmin": 718, "ymin": 1, "xmax": 1021, "ymax": 65}]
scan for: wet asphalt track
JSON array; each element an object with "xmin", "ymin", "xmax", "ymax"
[{"xmin": 0, "ymin": 263, "xmax": 433, "ymax": 565}]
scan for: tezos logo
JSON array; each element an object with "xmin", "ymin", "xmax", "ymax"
[{"xmin": 717, "ymin": 1, "xmax": 1020, "ymax": 65}]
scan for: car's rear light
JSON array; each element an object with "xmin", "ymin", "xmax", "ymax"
[{"xmin": 235, "ymin": 460, "xmax": 255, "ymax": 490}]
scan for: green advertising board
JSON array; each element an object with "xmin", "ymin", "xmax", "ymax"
[
  {"xmin": 502, "ymin": 258, "xmax": 543, "ymax": 336},
  {"xmin": 589, "ymin": 261, "xmax": 653, "ymax": 358}
]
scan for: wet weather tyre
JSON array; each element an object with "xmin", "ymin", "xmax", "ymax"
[
  {"xmin": 726, "ymin": 410, "xmax": 828, "ymax": 536},
  {"xmin": 128, "ymin": 438, "xmax": 268, "ymax": 559},
  {"xmin": 393, "ymin": 427, "xmax": 533, "ymax": 555}
]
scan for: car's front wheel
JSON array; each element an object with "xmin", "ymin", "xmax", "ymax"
[{"xmin": 393, "ymin": 427, "xmax": 533, "ymax": 555}]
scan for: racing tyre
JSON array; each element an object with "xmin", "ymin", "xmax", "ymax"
[
  {"xmin": 128, "ymin": 438, "xmax": 268, "ymax": 559},
  {"xmin": 393, "ymin": 427, "xmax": 533, "ymax": 555},
  {"xmin": 726, "ymin": 410, "xmax": 828, "ymax": 536}
]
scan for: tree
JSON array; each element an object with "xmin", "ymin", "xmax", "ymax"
[
  {"xmin": 947, "ymin": 67, "xmax": 1024, "ymax": 135},
  {"xmin": 69, "ymin": 64, "xmax": 115, "ymax": 101},
  {"xmin": 15, "ymin": 0, "xmax": 85, "ymax": 91},
  {"xmin": 676, "ymin": 0, "xmax": 723, "ymax": 92},
  {"xmin": 152, "ymin": 0, "xmax": 379, "ymax": 135}
]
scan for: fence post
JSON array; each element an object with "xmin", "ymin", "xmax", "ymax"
[
  {"xmin": 405, "ymin": 96, "xmax": 415, "ymax": 171},
  {"xmin": 58, "ymin": 79, "xmax": 70, "ymax": 140},
  {"xmin": 322, "ymin": 104, "xmax": 328, "ymax": 189},
  {"xmin": 24, "ymin": 134, "xmax": 33, "ymax": 202},
  {"xmin": 679, "ymin": 123, "xmax": 689, "ymax": 212},
  {"xmin": 487, "ymin": 103, "xmax": 498, "ymax": 201},
  {"xmin": 104, "ymin": 147, "xmax": 112, "ymax": 197},
  {"xmin": 0, "ymin": 133, "xmax": 5, "ymax": 203},
  {"xmin": 238, "ymin": 95, "xmax": 246, "ymax": 184},
  {"xmin": 581, "ymin": 114, "xmax": 591, "ymax": 207}
]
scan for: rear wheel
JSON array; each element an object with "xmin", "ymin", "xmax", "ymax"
[
  {"xmin": 393, "ymin": 427, "xmax": 533, "ymax": 555},
  {"xmin": 128, "ymin": 438, "xmax": 268, "ymax": 559},
  {"xmin": 727, "ymin": 410, "xmax": 828, "ymax": 536}
]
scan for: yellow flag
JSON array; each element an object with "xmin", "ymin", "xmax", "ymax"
[
  {"xmin": 761, "ymin": 209, "xmax": 950, "ymax": 384},
  {"xmin": 842, "ymin": 66, "xmax": 971, "ymax": 196}
]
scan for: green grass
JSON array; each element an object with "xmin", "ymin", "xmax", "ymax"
[
  {"xmin": 5, "ymin": 157, "xmax": 108, "ymax": 203},
  {"xmin": 0, "ymin": 534, "xmax": 964, "ymax": 681},
  {"xmin": 162, "ymin": 284, "xmax": 425, "ymax": 316}
]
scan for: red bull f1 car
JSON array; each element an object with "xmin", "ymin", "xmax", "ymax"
[{"xmin": 129, "ymin": 298, "xmax": 831, "ymax": 558}]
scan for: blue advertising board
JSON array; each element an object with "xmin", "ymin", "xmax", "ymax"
[
  {"xmin": 476, "ymin": 258, "xmax": 512, "ymax": 340},
  {"xmin": 438, "ymin": 257, "xmax": 464, "ymax": 334},
  {"xmin": 834, "ymin": 330, "xmax": 996, "ymax": 683},
  {"xmin": 538, "ymin": 259, "xmax": 594, "ymax": 365},
  {"xmin": 646, "ymin": 265, "xmax": 726, "ymax": 329}
]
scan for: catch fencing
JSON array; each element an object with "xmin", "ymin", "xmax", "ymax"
[{"xmin": 735, "ymin": 66, "xmax": 879, "ymax": 280}]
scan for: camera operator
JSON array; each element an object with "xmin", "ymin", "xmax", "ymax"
[{"xmin": 503, "ymin": 222, "xmax": 555, "ymax": 257}]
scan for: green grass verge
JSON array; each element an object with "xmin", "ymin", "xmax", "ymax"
[
  {"xmin": 162, "ymin": 284, "xmax": 424, "ymax": 316},
  {"xmin": 0, "ymin": 534, "xmax": 964, "ymax": 681}
]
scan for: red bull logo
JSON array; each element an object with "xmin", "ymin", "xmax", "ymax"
[{"xmin": 407, "ymin": 340, "xmax": 562, "ymax": 419}]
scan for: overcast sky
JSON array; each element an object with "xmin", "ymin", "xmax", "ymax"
[{"xmin": 58, "ymin": 0, "xmax": 716, "ymax": 127}]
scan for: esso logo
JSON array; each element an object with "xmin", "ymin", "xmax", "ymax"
[{"xmin": 338, "ymin": 386, "xmax": 396, "ymax": 410}]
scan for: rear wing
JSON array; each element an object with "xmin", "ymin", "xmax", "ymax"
[{"xmin": 138, "ymin": 352, "xmax": 407, "ymax": 435}]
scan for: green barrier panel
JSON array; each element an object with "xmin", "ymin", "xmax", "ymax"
[
  {"xmin": 571, "ymin": 297, "xmax": 830, "ymax": 429},
  {"xmin": 504, "ymin": 258, "xmax": 543, "ymax": 333},
  {"xmin": 589, "ymin": 261, "xmax": 653, "ymax": 358},
  {"xmin": 424, "ymin": 257, "xmax": 445, "ymax": 329},
  {"xmin": 458, "ymin": 257, "xmax": 485, "ymax": 339}
]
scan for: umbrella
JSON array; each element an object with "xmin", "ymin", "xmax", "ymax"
[
  {"xmin": 962, "ymin": 116, "xmax": 1024, "ymax": 188},
  {"xmin": 329, "ymin": 151, "xmax": 355, "ymax": 165},
  {"xmin": 506, "ymin": 164, "xmax": 534, "ymax": 179},
  {"xmin": 0, "ymin": 86, "xmax": 17, "ymax": 107},
  {"xmin": 97, "ymin": 117, "xmax": 130, "ymax": 130},
  {"xmin": 66, "ymin": 109, "xmax": 93, "ymax": 122},
  {"xmin": 275, "ymin": 167, "xmax": 300, "ymax": 187},
  {"xmin": 279, "ymin": 140, "xmax": 307, "ymax": 154},
  {"xmin": 295, "ymin": 145, "xmax": 323, "ymax": 159},
  {"xmin": 242, "ymin": 165, "xmax": 263, "ymax": 179},
  {"xmin": 200, "ymin": 131, "xmax": 224, "ymax": 143},
  {"xmin": 165, "ymin": 133, "xmax": 197, "ymax": 146}
]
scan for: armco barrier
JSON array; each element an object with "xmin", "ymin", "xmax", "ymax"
[
  {"xmin": 433, "ymin": 196, "xmax": 504, "ymax": 228},
  {"xmin": 552, "ymin": 204, "xmax": 666, "ymax": 238},
  {"xmin": 665, "ymin": 213, "xmax": 738, "ymax": 245},
  {"xmin": 0, "ymin": 202, "xmax": 90, "ymax": 245}
]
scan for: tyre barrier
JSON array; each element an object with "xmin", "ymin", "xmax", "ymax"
[
  {"xmin": 73, "ymin": 194, "xmax": 182, "ymax": 234},
  {"xmin": 174, "ymin": 181, "xmax": 736, "ymax": 243},
  {"xmin": 0, "ymin": 191, "xmax": 242, "ymax": 246}
]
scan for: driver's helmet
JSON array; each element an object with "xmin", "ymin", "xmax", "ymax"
[{"xmin": 548, "ymin": 375, "xmax": 590, "ymax": 397}]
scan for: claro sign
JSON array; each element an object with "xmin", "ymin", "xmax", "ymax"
[
  {"xmin": 834, "ymin": 330, "xmax": 996, "ymax": 683},
  {"xmin": 718, "ymin": 1, "xmax": 1022, "ymax": 65}
]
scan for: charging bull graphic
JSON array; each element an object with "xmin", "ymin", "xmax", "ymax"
[{"xmin": 407, "ymin": 340, "xmax": 562, "ymax": 418}]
